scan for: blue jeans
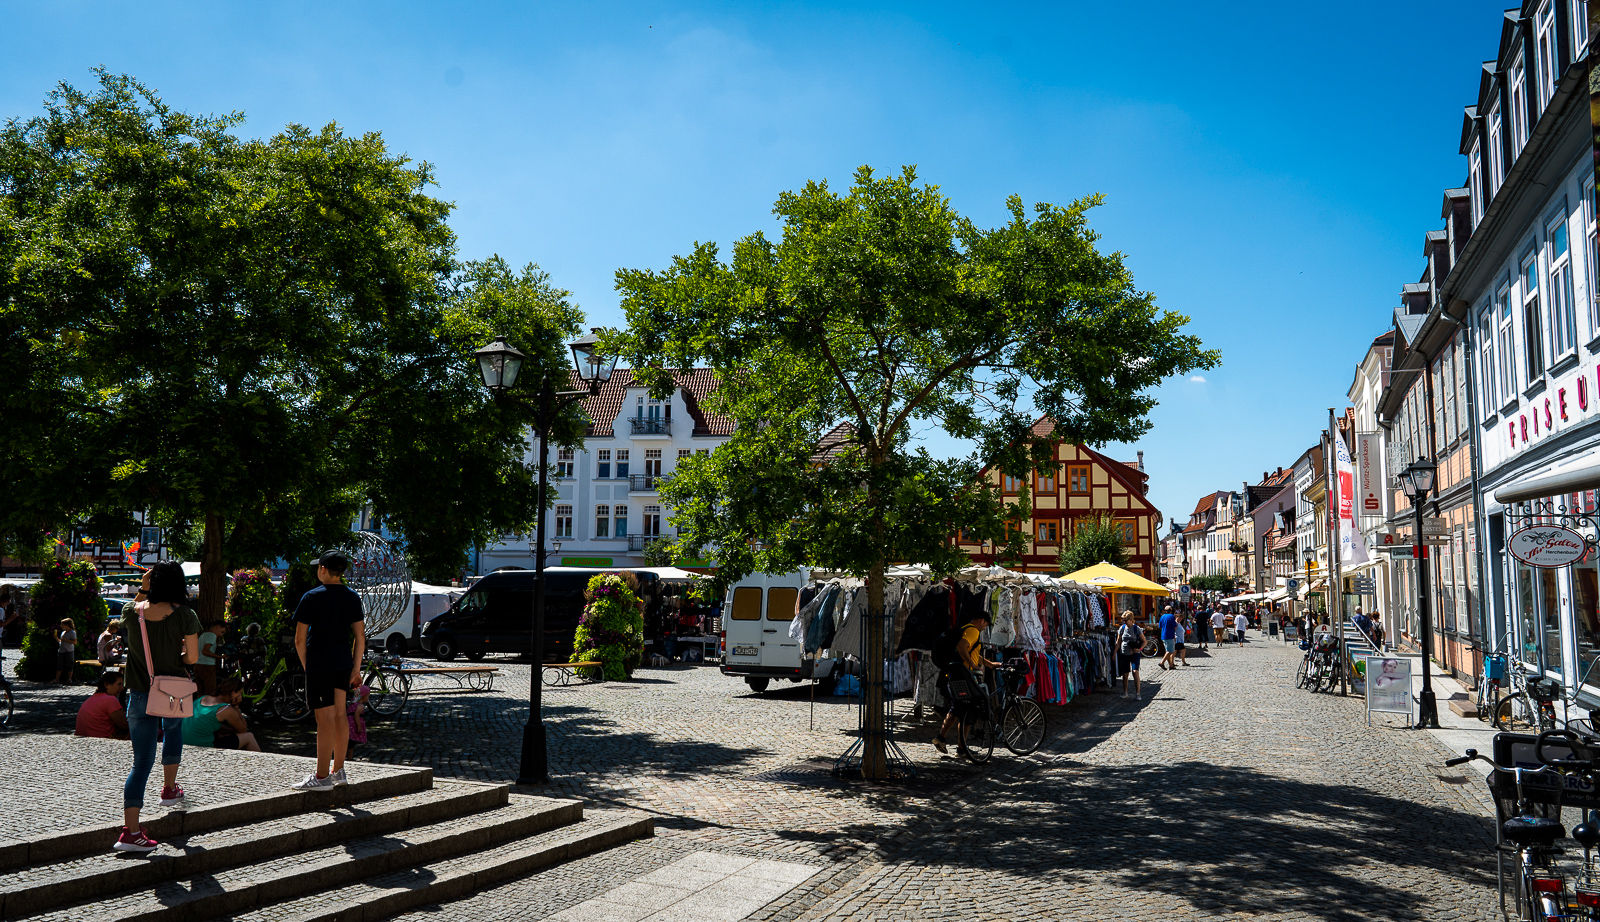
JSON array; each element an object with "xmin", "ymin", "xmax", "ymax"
[{"xmin": 125, "ymin": 691, "xmax": 184, "ymax": 808}]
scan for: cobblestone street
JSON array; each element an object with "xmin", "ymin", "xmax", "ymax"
[{"xmin": 2, "ymin": 637, "xmax": 1499, "ymax": 920}]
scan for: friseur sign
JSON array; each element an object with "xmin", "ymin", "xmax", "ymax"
[{"xmin": 1508, "ymin": 524, "xmax": 1589, "ymax": 568}]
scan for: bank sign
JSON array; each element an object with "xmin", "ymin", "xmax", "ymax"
[
  {"xmin": 1484, "ymin": 360, "xmax": 1600, "ymax": 475},
  {"xmin": 1508, "ymin": 524, "xmax": 1590, "ymax": 568}
]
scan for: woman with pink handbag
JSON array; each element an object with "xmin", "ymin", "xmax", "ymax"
[{"xmin": 115, "ymin": 561, "xmax": 200, "ymax": 853}]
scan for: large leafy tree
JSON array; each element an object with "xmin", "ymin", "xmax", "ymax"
[
  {"xmin": 0, "ymin": 72, "xmax": 577, "ymax": 615},
  {"xmin": 1057, "ymin": 515, "xmax": 1130, "ymax": 575},
  {"xmin": 612, "ymin": 165, "xmax": 1217, "ymax": 777}
]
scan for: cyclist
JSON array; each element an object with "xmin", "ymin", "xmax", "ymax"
[{"xmin": 932, "ymin": 611, "xmax": 1000, "ymax": 755}]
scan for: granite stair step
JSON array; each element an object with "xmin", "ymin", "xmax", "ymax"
[
  {"xmin": 18, "ymin": 794, "xmax": 584, "ymax": 922},
  {"xmin": 229, "ymin": 809, "xmax": 655, "ymax": 922},
  {"xmin": 0, "ymin": 767, "xmax": 434, "ymax": 874},
  {"xmin": 0, "ymin": 780, "xmax": 505, "ymax": 921}
]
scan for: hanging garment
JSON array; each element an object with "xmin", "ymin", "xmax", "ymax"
[
  {"xmin": 804, "ymin": 583, "xmax": 844, "ymax": 653},
  {"xmin": 790, "ymin": 581, "xmax": 834, "ymax": 642},
  {"xmin": 897, "ymin": 585, "xmax": 953, "ymax": 653}
]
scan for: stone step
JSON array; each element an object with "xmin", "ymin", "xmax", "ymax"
[
  {"xmin": 0, "ymin": 766, "xmax": 434, "ymax": 873},
  {"xmin": 228, "ymin": 809, "xmax": 655, "ymax": 922},
  {"xmin": 0, "ymin": 779, "xmax": 507, "ymax": 921},
  {"xmin": 20, "ymin": 795, "xmax": 585, "ymax": 922}
]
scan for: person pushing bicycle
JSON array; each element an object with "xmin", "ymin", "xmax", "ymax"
[{"xmin": 932, "ymin": 610, "xmax": 1001, "ymax": 756}]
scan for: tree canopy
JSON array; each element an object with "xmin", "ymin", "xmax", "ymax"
[
  {"xmin": 1057, "ymin": 515, "xmax": 1130, "ymax": 575},
  {"xmin": 611, "ymin": 165, "xmax": 1217, "ymax": 776},
  {"xmin": 0, "ymin": 72, "xmax": 579, "ymax": 610}
]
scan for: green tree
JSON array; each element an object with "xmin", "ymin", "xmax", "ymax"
[
  {"xmin": 0, "ymin": 73, "xmax": 579, "ymax": 616},
  {"xmin": 571, "ymin": 573, "xmax": 645, "ymax": 681},
  {"xmin": 1057, "ymin": 515, "xmax": 1130, "ymax": 575},
  {"xmin": 18, "ymin": 558, "xmax": 107, "ymax": 681},
  {"xmin": 611, "ymin": 165, "xmax": 1217, "ymax": 777},
  {"xmin": 1188, "ymin": 574, "xmax": 1238, "ymax": 593}
]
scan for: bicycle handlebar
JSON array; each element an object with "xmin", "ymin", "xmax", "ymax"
[{"xmin": 1444, "ymin": 731, "xmax": 1600, "ymax": 775}]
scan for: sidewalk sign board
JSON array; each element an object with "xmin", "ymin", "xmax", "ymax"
[{"xmin": 1365, "ymin": 655, "xmax": 1413, "ymax": 725}]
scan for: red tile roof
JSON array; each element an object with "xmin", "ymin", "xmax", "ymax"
[
  {"xmin": 573, "ymin": 368, "xmax": 734, "ymax": 438},
  {"xmin": 1270, "ymin": 531, "xmax": 1299, "ymax": 552},
  {"xmin": 813, "ymin": 422, "xmax": 858, "ymax": 461}
]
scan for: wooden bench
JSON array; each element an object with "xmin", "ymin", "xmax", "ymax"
[
  {"xmin": 395, "ymin": 663, "xmax": 500, "ymax": 692},
  {"xmin": 542, "ymin": 661, "xmax": 603, "ymax": 687}
]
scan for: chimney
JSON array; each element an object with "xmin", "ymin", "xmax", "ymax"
[{"xmin": 1136, "ymin": 451, "xmax": 1144, "ymax": 470}]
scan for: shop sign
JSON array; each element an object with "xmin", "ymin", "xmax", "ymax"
[
  {"xmin": 1508, "ymin": 524, "xmax": 1589, "ymax": 568},
  {"xmin": 1357, "ymin": 433, "xmax": 1383, "ymax": 514},
  {"xmin": 1366, "ymin": 656, "xmax": 1413, "ymax": 722}
]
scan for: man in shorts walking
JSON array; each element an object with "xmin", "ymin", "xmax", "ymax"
[
  {"xmin": 291, "ymin": 552, "xmax": 366, "ymax": 790},
  {"xmin": 1157, "ymin": 606, "xmax": 1178, "ymax": 671}
]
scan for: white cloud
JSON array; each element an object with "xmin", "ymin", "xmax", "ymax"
[{"xmin": 1190, "ymin": 375, "xmax": 1207, "ymax": 384}]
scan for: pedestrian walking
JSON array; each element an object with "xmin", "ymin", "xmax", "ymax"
[
  {"xmin": 1196, "ymin": 606, "xmax": 1211, "ymax": 651},
  {"xmin": 55, "ymin": 618, "xmax": 78, "ymax": 683},
  {"xmin": 1175, "ymin": 615, "xmax": 1190, "ymax": 666},
  {"xmin": 291, "ymin": 552, "xmax": 367, "ymax": 790},
  {"xmin": 1157, "ymin": 606, "xmax": 1178, "ymax": 670},
  {"xmin": 932, "ymin": 610, "xmax": 999, "ymax": 755},
  {"xmin": 194, "ymin": 618, "xmax": 222, "ymax": 695},
  {"xmin": 1115, "ymin": 611, "xmax": 1144, "ymax": 697},
  {"xmin": 117, "ymin": 561, "xmax": 200, "ymax": 853},
  {"xmin": 75, "ymin": 671, "xmax": 129, "ymax": 740},
  {"xmin": 1211, "ymin": 608, "xmax": 1228, "ymax": 646},
  {"xmin": 1233, "ymin": 610, "xmax": 1248, "ymax": 644},
  {"xmin": 1353, "ymin": 607, "xmax": 1373, "ymax": 642},
  {"xmin": 183, "ymin": 678, "xmax": 262, "ymax": 752}
]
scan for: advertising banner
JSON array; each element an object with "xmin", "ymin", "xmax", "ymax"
[
  {"xmin": 1335, "ymin": 435, "xmax": 1371, "ymax": 567},
  {"xmin": 1366, "ymin": 656, "xmax": 1413, "ymax": 722},
  {"xmin": 1357, "ymin": 432, "xmax": 1382, "ymax": 517}
]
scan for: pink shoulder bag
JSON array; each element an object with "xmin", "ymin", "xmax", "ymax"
[{"xmin": 138, "ymin": 607, "xmax": 197, "ymax": 718}]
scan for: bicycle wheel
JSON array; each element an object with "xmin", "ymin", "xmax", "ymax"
[
  {"xmin": 1494, "ymin": 692, "xmax": 1538, "ymax": 732},
  {"xmin": 1001, "ymin": 698, "xmax": 1046, "ymax": 755},
  {"xmin": 366, "ymin": 668, "xmax": 407, "ymax": 717},
  {"xmin": 960, "ymin": 706, "xmax": 995, "ymax": 764},
  {"xmin": 273, "ymin": 675, "xmax": 311, "ymax": 722},
  {"xmin": 0, "ymin": 684, "xmax": 12, "ymax": 729},
  {"xmin": 1296, "ymin": 657, "xmax": 1310, "ymax": 689}
]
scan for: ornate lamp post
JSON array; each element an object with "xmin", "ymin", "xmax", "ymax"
[
  {"xmin": 1398, "ymin": 457, "xmax": 1439, "ymax": 729},
  {"xmin": 477, "ymin": 331, "xmax": 616, "ymax": 784}
]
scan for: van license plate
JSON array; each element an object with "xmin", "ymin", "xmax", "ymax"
[{"xmin": 732, "ymin": 645, "xmax": 759, "ymax": 656}]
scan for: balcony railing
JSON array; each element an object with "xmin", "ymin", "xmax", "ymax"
[
  {"xmin": 629, "ymin": 417, "xmax": 671, "ymax": 436},
  {"xmin": 629, "ymin": 474, "xmax": 661, "ymax": 492}
]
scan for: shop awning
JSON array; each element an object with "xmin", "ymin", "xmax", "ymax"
[
  {"xmin": 1495, "ymin": 445, "xmax": 1600, "ymax": 504},
  {"xmin": 1223, "ymin": 592, "xmax": 1264, "ymax": 603},
  {"xmin": 1265, "ymin": 588, "xmax": 1290, "ymax": 601},
  {"xmin": 1060, "ymin": 561, "xmax": 1172, "ymax": 596}
]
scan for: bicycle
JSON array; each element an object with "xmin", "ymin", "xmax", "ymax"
[
  {"xmin": 239, "ymin": 656, "xmax": 311, "ymax": 723},
  {"xmin": 0, "ymin": 672, "xmax": 12, "ymax": 730},
  {"xmin": 360, "ymin": 652, "xmax": 410, "ymax": 718},
  {"xmin": 950, "ymin": 659, "xmax": 1047, "ymax": 765},
  {"xmin": 1447, "ymin": 731, "xmax": 1600, "ymax": 921}
]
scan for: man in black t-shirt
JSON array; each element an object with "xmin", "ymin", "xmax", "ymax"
[{"xmin": 290, "ymin": 552, "xmax": 366, "ymax": 790}]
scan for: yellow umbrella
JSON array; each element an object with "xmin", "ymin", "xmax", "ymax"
[{"xmin": 1060, "ymin": 561, "xmax": 1172, "ymax": 596}]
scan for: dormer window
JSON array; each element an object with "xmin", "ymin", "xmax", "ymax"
[
  {"xmin": 1487, "ymin": 101, "xmax": 1505, "ymax": 197},
  {"xmin": 1572, "ymin": 0, "xmax": 1591, "ymax": 59},
  {"xmin": 1535, "ymin": 2, "xmax": 1557, "ymax": 109},
  {"xmin": 1469, "ymin": 139, "xmax": 1484, "ymax": 227},
  {"xmin": 1509, "ymin": 54, "xmax": 1529, "ymax": 155}
]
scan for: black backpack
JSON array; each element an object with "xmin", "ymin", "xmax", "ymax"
[{"xmin": 931, "ymin": 627, "xmax": 962, "ymax": 670}]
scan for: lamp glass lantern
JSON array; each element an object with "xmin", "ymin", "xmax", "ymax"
[
  {"xmin": 1399, "ymin": 458, "xmax": 1437, "ymax": 499},
  {"xmin": 476, "ymin": 338, "xmax": 525, "ymax": 393},
  {"xmin": 569, "ymin": 331, "xmax": 618, "ymax": 388}
]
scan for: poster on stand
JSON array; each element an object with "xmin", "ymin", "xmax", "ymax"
[{"xmin": 1366, "ymin": 656, "xmax": 1413, "ymax": 723}]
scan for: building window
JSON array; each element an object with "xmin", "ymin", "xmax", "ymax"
[
  {"xmin": 1549, "ymin": 210, "xmax": 1578, "ymax": 358},
  {"xmin": 696, "ymin": 449, "xmax": 709, "ymax": 456},
  {"xmin": 1510, "ymin": 55, "xmax": 1529, "ymax": 155},
  {"xmin": 1536, "ymin": 2, "xmax": 1558, "ymax": 109},
  {"xmin": 1488, "ymin": 102, "xmax": 1505, "ymax": 197},
  {"xmin": 596, "ymin": 449, "xmax": 611, "ymax": 480},
  {"xmin": 1115, "ymin": 518, "xmax": 1137, "ymax": 546},
  {"xmin": 1479, "ymin": 310, "xmax": 1497, "ymax": 414},
  {"xmin": 1441, "ymin": 350, "xmax": 1456, "ymax": 444},
  {"xmin": 1587, "ymin": 178, "xmax": 1599, "ymax": 337},
  {"xmin": 1469, "ymin": 139, "xmax": 1483, "ymax": 227},
  {"xmin": 644, "ymin": 449, "xmax": 662, "ymax": 478},
  {"xmin": 677, "ymin": 449, "xmax": 691, "ymax": 460},
  {"xmin": 1573, "ymin": 0, "xmax": 1591, "ymax": 59},
  {"xmin": 595, "ymin": 505, "xmax": 610, "ymax": 538},
  {"xmin": 1036, "ymin": 467, "xmax": 1057, "ymax": 494},
  {"xmin": 1067, "ymin": 465, "xmax": 1090, "ymax": 495},
  {"xmin": 1037, "ymin": 521, "xmax": 1058, "ymax": 544},
  {"xmin": 643, "ymin": 504, "xmax": 662, "ymax": 537},
  {"xmin": 556, "ymin": 449, "xmax": 575, "ymax": 478},
  {"xmin": 615, "ymin": 449, "xmax": 630, "ymax": 479},
  {"xmin": 554, "ymin": 504, "xmax": 573, "ymax": 539},
  {"xmin": 1524, "ymin": 251, "xmax": 1546, "ymax": 383},
  {"xmin": 615, "ymin": 505, "xmax": 629, "ymax": 537},
  {"xmin": 1001, "ymin": 472, "xmax": 1024, "ymax": 493},
  {"xmin": 1497, "ymin": 282, "xmax": 1518, "ymax": 401}
]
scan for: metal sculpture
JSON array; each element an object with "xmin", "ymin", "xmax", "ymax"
[{"xmin": 338, "ymin": 531, "xmax": 410, "ymax": 638}]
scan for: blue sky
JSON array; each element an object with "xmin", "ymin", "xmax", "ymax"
[{"xmin": 5, "ymin": 1, "xmax": 1512, "ymax": 527}]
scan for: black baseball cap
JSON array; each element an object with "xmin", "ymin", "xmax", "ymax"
[{"xmin": 317, "ymin": 551, "xmax": 350, "ymax": 572}]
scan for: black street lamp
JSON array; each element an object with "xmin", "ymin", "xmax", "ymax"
[
  {"xmin": 478, "ymin": 330, "xmax": 615, "ymax": 784},
  {"xmin": 1398, "ymin": 457, "xmax": 1439, "ymax": 730}
]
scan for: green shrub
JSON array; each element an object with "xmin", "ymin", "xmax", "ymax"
[
  {"xmin": 18, "ymin": 559, "xmax": 107, "ymax": 681},
  {"xmin": 571, "ymin": 573, "xmax": 645, "ymax": 681},
  {"xmin": 227, "ymin": 567, "xmax": 286, "ymax": 664}
]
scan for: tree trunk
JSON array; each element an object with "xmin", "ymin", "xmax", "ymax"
[
  {"xmin": 200, "ymin": 512, "xmax": 227, "ymax": 624},
  {"xmin": 861, "ymin": 561, "xmax": 888, "ymax": 778}
]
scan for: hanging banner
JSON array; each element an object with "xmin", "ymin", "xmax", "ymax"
[
  {"xmin": 1357, "ymin": 432, "xmax": 1382, "ymax": 516},
  {"xmin": 1335, "ymin": 434, "xmax": 1371, "ymax": 567},
  {"xmin": 1509, "ymin": 524, "xmax": 1589, "ymax": 568}
]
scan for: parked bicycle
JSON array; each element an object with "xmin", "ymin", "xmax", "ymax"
[
  {"xmin": 0, "ymin": 671, "xmax": 12, "ymax": 730},
  {"xmin": 239, "ymin": 655, "xmax": 310, "ymax": 723},
  {"xmin": 954, "ymin": 658, "xmax": 1047, "ymax": 764},
  {"xmin": 360, "ymin": 652, "xmax": 410, "ymax": 718},
  {"xmin": 1447, "ymin": 731, "xmax": 1600, "ymax": 921},
  {"xmin": 1296, "ymin": 632, "xmax": 1343, "ymax": 692}
]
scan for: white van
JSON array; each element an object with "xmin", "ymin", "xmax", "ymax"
[{"xmin": 719, "ymin": 570, "xmax": 836, "ymax": 693}]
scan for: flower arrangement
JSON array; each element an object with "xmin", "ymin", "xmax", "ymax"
[
  {"xmin": 227, "ymin": 567, "xmax": 284, "ymax": 633},
  {"xmin": 18, "ymin": 559, "xmax": 107, "ymax": 681},
  {"xmin": 570, "ymin": 573, "xmax": 645, "ymax": 681}
]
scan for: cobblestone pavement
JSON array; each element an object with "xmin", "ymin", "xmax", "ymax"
[{"xmin": 4, "ymin": 639, "xmax": 1501, "ymax": 920}]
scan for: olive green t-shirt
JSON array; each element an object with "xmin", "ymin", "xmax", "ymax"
[{"xmin": 125, "ymin": 604, "xmax": 202, "ymax": 693}]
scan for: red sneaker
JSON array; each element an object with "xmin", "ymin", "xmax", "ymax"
[
  {"xmin": 113, "ymin": 826, "xmax": 159, "ymax": 853},
  {"xmin": 159, "ymin": 785, "xmax": 185, "ymax": 807}
]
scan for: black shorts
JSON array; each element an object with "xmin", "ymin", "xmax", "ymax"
[
  {"xmin": 213, "ymin": 730, "xmax": 241, "ymax": 750},
  {"xmin": 306, "ymin": 667, "xmax": 353, "ymax": 710}
]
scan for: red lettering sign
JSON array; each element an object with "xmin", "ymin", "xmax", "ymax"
[
  {"xmin": 1522, "ymin": 415, "xmax": 1529, "ymax": 441},
  {"xmin": 1582, "ymin": 376, "xmax": 1591, "ymax": 411},
  {"xmin": 1545, "ymin": 397, "xmax": 1553, "ymax": 430},
  {"xmin": 1510, "ymin": 421, "xmax": 1517, "ymax": 448},
  {"xmin": 1560, "ymin": 388, "xmax": 1569, "ymax": 421}
]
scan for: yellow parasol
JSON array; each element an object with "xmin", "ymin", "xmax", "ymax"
[{"xmin": 1060, "ymin": 561, "xmax": 1172, "ymax": 596}]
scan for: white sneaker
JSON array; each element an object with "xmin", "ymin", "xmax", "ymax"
[
  {"xmin": 291, "ymin": 773, "xmax": 334, "ymax": 791},
  {"xmin": 330, "ymin": 769, "xmax": 347, "ymax": 787}
]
